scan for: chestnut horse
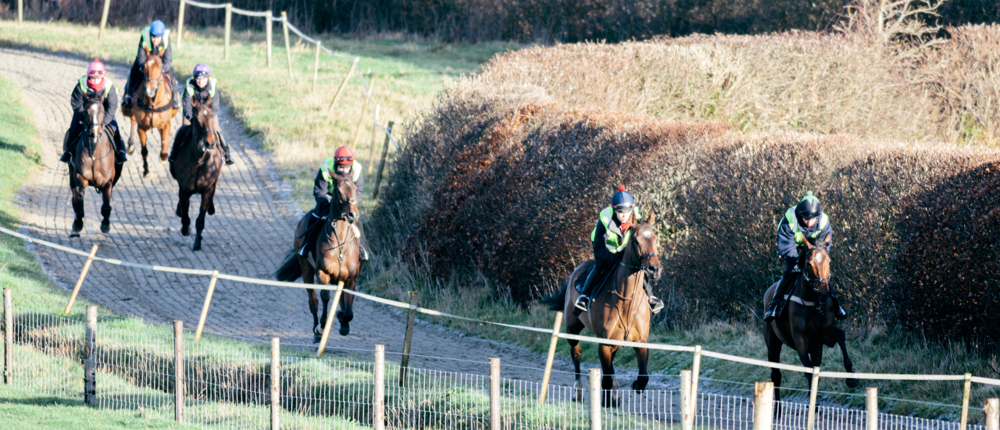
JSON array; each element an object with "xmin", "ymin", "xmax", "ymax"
[
  {"xmin": 275, "ymin": 175, "xmax": 362, "ymax": 341},
  {"xmin": 122, "ymin": 47, "xmax": 178, "ymax": 177},
  {"xmin": 763, "ymin": 233, "xmax": 859, "ymax": 405},
  {"xmin": 170, "ymin": 96, "xmax": 222, "ymax": 251},
  {"xmin": 543, "ymin": 211, "xmax": 661, "ymax": 407},
  {"xmin": 68, "ymin": 93, "xmax": 122, "ymax": 237}
]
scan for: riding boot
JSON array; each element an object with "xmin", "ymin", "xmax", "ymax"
[
  {"xmin": 59, "ymin": 129, "xmax": 71, "ymax": 163},
  {"xmin": 217, "ymin": 132, "xmax": 235, "ymax": 165},
  {"xmin": 355, "ymin": 219, "xmax": 370, "ymax": 261},
  {"xmin": 172, "ymin": 77, "xmax": 182, "ymax": 110},
  {"xmin": 832, "ymin": 294, "xmax": 847, "ymax": 320},
  {"xmin": 764, "ymin": 274, "xmax": 796, "ymax": 323},
  {"xmin": 573, "ymin": 266, "xmax": 602, "ymax": 316},
  {"xmin": 122, "ymin": 78, "xmax": 134, "ymax": 110},
  {"xmin": 111, "ymin": 126, "xmax": 127, "ymax": 164},
  {"xmin": 644, "ymin": 281, "xmax": 664, "ymax": 315},
  {"xmin": 298, "ymin": 213, "xmax": 323, "ymax": 257}
]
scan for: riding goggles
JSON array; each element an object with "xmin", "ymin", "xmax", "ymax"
[{"xmin": 335, "ymin": 156, "xmax": 354, "ymax": 164}]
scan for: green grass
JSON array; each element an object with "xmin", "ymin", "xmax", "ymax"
[{"xmin": 0, "ymin": 384, "xmax": 199, "ymax": 430}]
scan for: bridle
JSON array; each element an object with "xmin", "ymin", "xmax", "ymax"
[
  {"xmin": 137, "ymin": 58, "xmax": 175, "ymax": 112},
  {"xmin": 619, "ymin": 226, "xmax": 658, "ymax": 273},
  {"xmin": 800, "ymin": 247, "xmax": 832, "ymax": 314},
  {"xmin": 192, "ymin": 110, "xmax": 217, "ymax": 165}
]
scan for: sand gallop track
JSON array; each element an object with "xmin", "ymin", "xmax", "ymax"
[{"xmin": 0, "ymin": 48, "xmax": 587, "ymax": 382}]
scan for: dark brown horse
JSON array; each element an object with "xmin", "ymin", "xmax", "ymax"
[
  {"xmin": 763, "ymin": 234, "xmax": 859, "ymax": 404},
  {"xmin": 543, "ymin": 211, "xmax": 661, "ymax": 407},
  {"xmin": 122, "ymin": 47, "xmax": 178, "ymax": 177},
  {"xmin": 170, "ymin": 97, "xmax": 222, "ymax": 251},
  {"xmin": 68, "ymin": 93, "xmax": 122, "ymax": 237},
  {"xmin": 276, "ymin": 175, "xmax": 362, "ymax": 340}
]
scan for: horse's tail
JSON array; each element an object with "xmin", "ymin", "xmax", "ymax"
[
  {"xmin": 275, "ymin": 250, "xmax": 302, "ymax": 282},
  {"xmin": 541, "ymin": 278, "xmax": 569, "ymax": 311}
]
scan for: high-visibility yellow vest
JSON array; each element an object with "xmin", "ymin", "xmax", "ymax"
[{"xmin": 590, "ymin": 206, "xmax": 643, "ymax": 254}]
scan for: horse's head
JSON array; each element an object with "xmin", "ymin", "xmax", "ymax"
[
  {"xmin": 83, "ymin": 93, "xmax": 105, "ymax": 149},
  {"xmin": 630, "ymin": 210, "xmax": 661, "ymax": 280},
  {"xmin": 326, "ymin": 172, "xmax": 358, "ymax": 224},
  {"xmin": 142, "ymin": 48, "xmax": 164, "ymax": 100},
  {"xmin": 191, "ymin": 96, "xmax": 217, "ymax": 155},
  {"xmin": 801, "ymin": 233, "xmax": 833, "ymax": 313}
]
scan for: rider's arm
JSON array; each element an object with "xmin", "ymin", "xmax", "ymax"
[
  {"xmin": 70, "ymin": 84, "xmax": 85, "ymax": 115},
  {"xmin": 210, "ymin": 89, "xmax": 221, "ymax": 113},
  {"xmin": 135, "ymin": 38, "xmax": 148, "ymax": 68},
  {"xmin": 592, "ymin": 219, "xmax": 614, "ymax": 263},
  {"xmin": 161, "ymin": 44, "xmax": 173, "ymax": 74},
  {"xmin": 776, "ymin": 217, "xmax": 799, "ymax": 260},
  {"xmin": 313, "ymin": 169, "xmax": 330, "ymax": 204},
  {"xmin": 354, "ymin": 167, "xmax": 364, "ymax": 196},
  {"xmin": 817, "ymin": 220, "xmax": 833, "ymax": 253},
  {"xmin": 103, "ymin": 86, "xmax": 119, "ymax": 126}
]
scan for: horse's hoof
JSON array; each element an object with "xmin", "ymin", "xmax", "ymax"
[
  {"xmin": 160, "ymin": 154, "xmax": 168, "ymax": 162},
  {"xmin": 339, "ymin": 326, "xmax": 350, "ymax": 336},
  {"xmin": 127, "ymin": 145, "xmax": 135, "ymax": 155},
  {"xmin": 192, "ymin": 241, "xmax": 202, "ymax": 251},
  {"xmin": 313, "ymin": 333, "xmax": 321, "ymax": 344},
  {"xmin": 143, "ymin": 169, "xmax": 150, "ymax": 177},
  {"xmin": 69, "ymin": 231, "xmax": 80, "ymax": 238},
  {"xmin": 181, "ymin": 226, "xmax": 190, "ymax": 236},
  {"xmin": 631, "ymin": 380, "xmax": 647, "ymax": 393},
  {"xmin": 846, "ymin": 378, "xmax": 860, "ymax": 388},
  {"xmin": 71, "ymin": 219, "xmax": 84, "ymax": 233},
  {"xmin": 100, "ymin": 222, "xmax": 110, "ymax": 233}
]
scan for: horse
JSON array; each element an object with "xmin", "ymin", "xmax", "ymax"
[
  {"xmin": 275, "ymin": 175, "xmax": 362, "ymax": 341},
  {"xmin": 542, "ymin": 211, "xmax": 661, "ymax": 407},
  {"xmin": 67, "ymin": 92, "xmax": 122, "ymax": 237},
  {"xmin": 170, "ymin": 96, "xmax": 223, "ymax": 251},
  {"xmin": 763, "ymin": 233, "xmax": 859, "ymax": 406},
  {"xmin": 121, "ymin": 47, "xmax": 178, "ymax": 177}
]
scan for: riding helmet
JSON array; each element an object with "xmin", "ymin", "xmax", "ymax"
[
  {"xmin": 795, "ymin": 191, "xmax": 822, "ymax": 220},
  {"xmin": 87, "ymin": 59, "xmax": 105, "ymax": 78},
  {"xmin": 611, "ymin": 185, "xmax": 635, "ymax": 212},
  {"xmin": 334, "ymin": 146, "xmax": 355, "ymax": 165},
  {"xmin": 193, "ymin": 63, "xmax": 211, "ymax": 78},
  {"xmin": 150, "ymin": 20, "xmax": 166, "ymax": 37}
]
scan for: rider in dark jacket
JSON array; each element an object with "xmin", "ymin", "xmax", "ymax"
[
  {"xmin": 764, "ymin": 191, "xmax": 846, "ymax": 322},
  {"xmin": 300, "ymin": 146, "xmax": 369, "ymax": 261},
  {"xmin": 122, "ymin": 20, "xmax": 180, "ymax": 110},
  {"xmin": 168, "ymin": 63, "xmax": 234, "ymax": 165},
  {"xmin": 60, "ymin": 59, "xmax": 127, "ymax": 165}
]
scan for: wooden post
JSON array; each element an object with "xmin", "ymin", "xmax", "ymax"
[
  {"xmin": 489, "ymin": 358, "xmax": 501, "ymax": 430},
  {"xmin": 806, "ymin": 367, "xmax": 820, "ymax": 430},
  {"xmin": 17, "ymin": 0, "xmax": 23, "ymax": 25},
  {"xmin": 194, "ymin": 271, "xmax": 219, "ymax": 341},
  {"xmin": 174, "ymin": 320, "xmax": 184, "ymax": 422},
  {"xmin": 223, "ymin": 3, "xmax": 232, "ymax": 61},
  {"xmin": 84, "ymin": 306, "xmax": 97, "ymax": 406},
  {"xmin": 753, "ymin": 382, "xmax": 774, "ymax": 430},
  {"xmin": 270, "ymin": 337, "xmax": 280, "ymax": 430},
  {"xmin": 374, "ymin": 344, "xmax": 385, "ymax": 430},
  {"xmin": 351, "ymin": 75, "xmax": 377, "ymax": 148},
  {"xmin": 281, "ymin": 12, "xmax": 292, "ymax": 78},
  {"xmin": 98, "ymin": 0, "xmax": 111, "ymax": 39},
  {"xmin": 326, "ymin": 58, "xmax": 358, "ymax": 114},
  {"xmin": 398, "ymin": 290, "xmax": 418, "ymax": 387},
  {"xmin": 372, "ymin": 120, "xmax": 393, "ymax": 199},
  {"xmin": 866, "ymin": 387, "xmax": 878, "ymax": 430},
  {"xmin": 265, "ymin": 12, "xmax": 273, "ymax": 68},
  {"xmin": 687, "ymin": 345, "xmax": 702, "ymax": 429},
  {"xmin": 588, "ymin": 368, "xmax": 601, "ymax": 430},
  {"xmin": 312, "ymin": 41, "xmax": 321, "ymax": 93},
  {"xmin": 3, "ymin": 288, "xmax": 11, "ymax": 385},
  {"xmin": 986, "ymin": 398, "xmax": 999, "ymax": 430},
  {"xmin": 176, "ymin": 0, "xmax": 186, "ymax": 49},
  {"xmin": 961, "ymin": 373, "xmax": 973, "ymax": 430},
  {"xmin": 65, "ymin": 244, "xmax": 98, "ymax": 314},
  {"xmin": 680, "ymin": 370, "xmax": 692, "ymax": 430},
  {"xmin": 538, "ymin": 311, "xmax": 563, "ymax": 404},
  {"xmin": 367, "ymin": 105, "xmax": 380, "ymax": 174},
  {"xmin": 315, "ymin": 281, "xmax": 344, "ymax": 358}
]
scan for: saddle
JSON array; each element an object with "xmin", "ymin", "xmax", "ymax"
[
  {"xmin": 573, "ymin": 261, "xmax": 617, "ymax": 297},
  {"xmin": 297, "ymin": 210, "xmax": 328, "ymax": 258},
  {"xmin": 66, "ymin": 124, "xmax": 119, "ymax": 160}
]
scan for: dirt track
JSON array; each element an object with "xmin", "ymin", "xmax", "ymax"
[{"xmin": 0, "ymin": 48, "xmax": 606, "ymax": 384}]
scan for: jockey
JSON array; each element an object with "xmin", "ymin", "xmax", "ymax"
[
  {"xmin": 300, "ymin": 146, "xmax": 370, "ymax": 261},
  {"xmin": 60, "ymin": 59, "xmax": 127, "ymax": 165},
  {"xmin": 122, "ymin": 20, "xmax": 180, "ymax": 110},
  {"xmin": 764, "ymin": 191, "xmax": 847, "ymax": 322},
  {"xmin": 574, "ymin": 186, "xmax": 664, "ymax": 316},
  {"xmin": 169, "ymin": 63, "xmax": 234, "ymax": 165}
]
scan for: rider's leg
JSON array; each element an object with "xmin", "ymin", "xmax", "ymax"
[
  {"xmin": 299, "ymin": 201, "xmax": 329, "ymax": 256},
  {"xmin": 167, "ymin": 125, "xmax": 189, "ymax": 164},
  {"xmin": 213, "ymin": 116, "xmax": 234, "ymax": 165},
  {"xmin": 122, "ymin": 62, "xmax": 142, "ymax": 109},
  {"xmin": 109, "ymin": 119, "xmax": 127, "ymax": 164},
  {"xmin": 169, "ymin": 73, "xmax": 182, "ymax": 109},
  {"xmin": 574, "ymin": 259, "xmax": 611, "ymax": 315},
  {"xmin": 355, "ymin": 218, "xmax": 370, "ymax": 261},
  {"xmin": 764, "ymin": 257, "xmax": 799, "ymax": 322},
  {"xmin": 61, "ymin": 115, "xmax": 85, "ymax": 163},
  {"xmin": 831, "ymin": 294, "xmax": 847, "ymax": 320}
]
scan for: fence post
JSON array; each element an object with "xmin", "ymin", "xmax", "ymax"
[
  {"xmin": 176, "ymin": 0, "xmax": 185, "ymax": 49},
  {"xmin": 351, "ymin": 75, "xmax": 378, "ymax": 148},
  {"xmin": 326, "ymin": 58, "xmax": 358, "ymax": 114},
  {"xmin": 3, "ymin": 288, "xmax": 11, "ymax": 385},
  {"xmin": 84, "ymin": 306, "xmax": 97, "ymax": 406},
  {"xmin": 680, "ymin": 370, "xmax": 692, "ymax": 430},
  {"xmin": 312, "ymin": 41, "xmax": 321, "ymax": 93},
  {"xmin": 315, "ymin": 281, "xmax": 344, "ymax": 358},
  {"xmin": 986, "ymin": 398, "xmax": 999, "ymax": 430},
  {"xmin": 753, "ymin": 382, "xmax": 774, "ymax": 430},
  {"xmin": 490, "ymin": 357, "xmax": 501, "ymax": 430},
  {"xmin": 98, "ymin": 0, "xmax": 111, "ymax": 39},
  {"xmin": 866, "ymin": 387, "xmax": 878, "ymax": 430},
  {"xmin": 265, "ymin": 12, "xmax": 273, "ymax": 68},
  {"xmin": 270, "ymin": 337, "xmax": 280, "ymax": 430},
  {"xmin": 961, "ymin": 373, "xmax": 973, "ymax": 430},
  {"xmin": 65, "ymin": 244, "xmax": 98, "ymax": 314},
  {"xmin": 367, "ymin": 105, "xmax": 380, "ymax": 175},
  {"xmin": 224, "ymin": 3, "xmax": 232, "ymax": 61},
  {"xmin": 174, "ymin": 320, "xmax": 184, "ymax": 422},
  {"xmin": 398, "ymin": 290, "xmax": 418, "ymax": 386},
  {"xmin": 195, "ymin": 270, "xmax": 219, "ymax": 341},
  {"xmin": 589, "ymin": 368, "xmax": 601, "ymax": 430},
  {"xmin": 17, "ymin": 0, "xmax": 23, "ymax": 25},
  {"xmin": 806, "ymin": 366, "xmax": 820, "ymax": 430},
  {"xmin": 374, "ymin": 344, "xmax": 385, "ymax": 430},
  {"xmin": 281, "ymin": 11, "xmax": 292, "ymax": 78},
  {"xmin": 538, "ymin": 311, "xmax": 563, "ymax": 404},
  {"xmin": 372, "ymin": 120, "xmax": 393, "ymax": 199},
  {"xmin": 687, "ymin": 345, "xmax": 702, "ymax": 429}
]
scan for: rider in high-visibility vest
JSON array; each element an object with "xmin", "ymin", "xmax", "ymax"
[
  {"xmin": 574, "ymin": 186, "xmax": 664, "ymax": 315},
  {"xmin": 122, "ymin": 20, "xmax": 180, "ymax": 110},
  {"xmin": 763, "ymin": 191, "xmax": 847, "ymax": 322},
  {"xmin": 60, "ymin": 59, "xmax": 127, "ymax": 165},
  {"xmin": 299, "ymin": 146, "xmax": 370, "ymax": 261},
  {"xmin": 168, "ymin": 63, "xmax": 234, "ymax": 165}
]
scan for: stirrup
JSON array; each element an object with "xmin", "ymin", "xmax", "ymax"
[
  {"xmin": 573, "ymin": 296, "xmax": 589, "ymax": 315},
  {"xmin": 836, "ymin": 306, "xmax": 847, "ymax": 320},
  {"xmin": 649, "ymin": 296, "xmax": 664, "ymax": 315}
]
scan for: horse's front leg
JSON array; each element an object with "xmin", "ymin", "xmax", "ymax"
[
  {"xmin": 70, "ymin": 180, "xmax": 86, "ymax": 236},
  {"xmin": 99, "ymin": 183, "xmax": 113, "ymax": 233},
  {"xmin": 766, "ymin": 326, "xmax": 784, "ymax": 408},
  {"xmin": 831, "ymin": 328, "xmax": 859, "ymax": 388},
  {"xmin": 193, "ymin": 188, "xmax": 216, "ymax": 251},
  {"xmin": 792, "ymin": 332, "xmax": 815, "ymax": 387},
  {"xmin": 598, "ymin": 345, "xmax": 619, "ymax": 408},
  {"xmin": 177, "ymin": 190, "xmax": 191, "ymax": 236},
  {"xmin": 318, "ymin": 288, "xmax": 331, "ymax": 342},
  {"xmin": 127, "ymin": 115, "xmax": 138, "ymax": 154},
  {"xmin": 337, "ymin": 278, "xmax": 355, "ymax": 336},
  {"xmin": 632, "ymin": 347, "xmax": 650, "ymax": 393},
  {"xmin": 306, "ymin": 288, "xmax": 320, "ymax": 343},
  {"xmin": 158, "ymin": 123, "xmax": 171, "ymax": 162},
  {"xmin": 138, "ymin": 127, "xmax": 150, "ymax": 176}
]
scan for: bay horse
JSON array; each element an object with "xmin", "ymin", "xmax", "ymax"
[
  {"xmin": 543, "ymin": 211, "xmax": 660, "ymax": 407},
  {"xmin": 763, "ymin": 233, "xmax": 859, "ymax": 405},
  {"xmin": 170, "ymin": 96, "xmax": 222, "ymax": 251},
  {"xmin": 68, "ymin": 92, "xmax": 122, "ymax": 237},
  {"xmin": 275, "ymin": 175, "xmax": 362, "ymax": 341},
  {"xmin": 122, "ymin": 47, "xmax": 178, "ymax": 177}
]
